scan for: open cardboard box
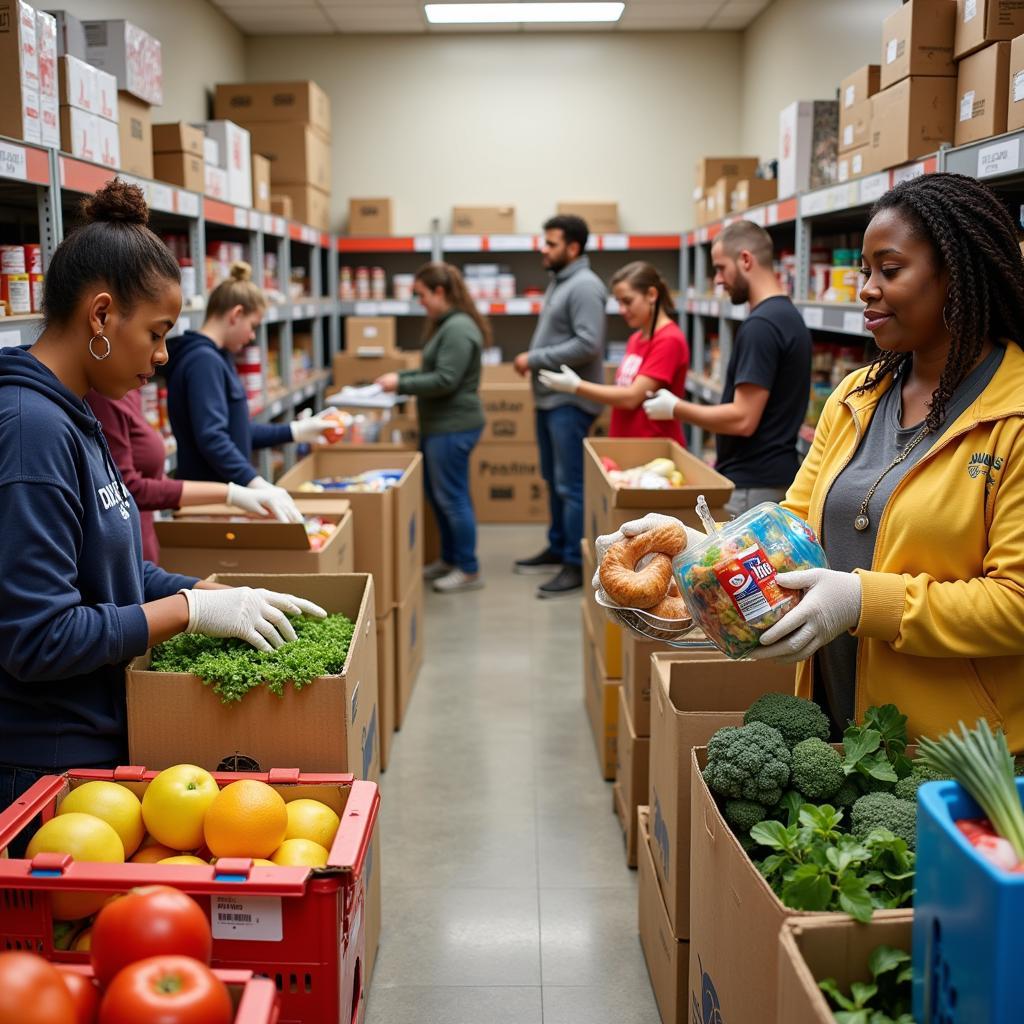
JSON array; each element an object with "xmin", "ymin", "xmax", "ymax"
[
  {"xmin": 580, "ymin": 541, "xmax": 623, "ymax": 677},
  {"xmin": 583, "ymin": 437, "xmax": 733, "ymax": 539},
  {"xmin": 127, "ymin": 574, "xmax": 379, "ymax": 779},
  {"xmin": 649, "ymin": 652, "xmax": 794, "ymax": 940},
  {"xmin": 276, "ymin": 451, "xmax": 423, "ymax": 616},
  {"xmin": 777, "ymin": 913, "xmax": 914, "ymax": 1024},
  {"xmin": 582, "ymin": 608, "xmax": 620, "ymax": 781}
]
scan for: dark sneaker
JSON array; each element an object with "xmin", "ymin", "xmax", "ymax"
[
  {"xmin": 513, "ymin": 548, "xmax": 563, "ymax": 575},
  {"xmin": 537, "ymin": 564, "xmax": 583, "ymax": 598}
]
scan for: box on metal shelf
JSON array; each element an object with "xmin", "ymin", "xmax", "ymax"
[
  {"xmin": 731, "ymin": 177, "xmax": 778, "ymax": 211},
  {"xmin": 0, "ymin": 767, "xmax": 377, "ymax": 1024},
  {"xmin": 708, "ymin": 176, "xmax": 740, "ymax": 218},
  {"xmin": 613, "ymin": 688, "xmax": 648, "ymax": 869},
  {"xmin": 58, "ymin": 54, "xmax": 94, "ymax": 112},
  {"xmin": 777, "ymin": 913, "xmax": 914, "ymax": 1024},
  {"xmin": 0, "ymin": 0, "xmax": 41, "ymax": 144},
  {"xmin": 649, "ymin": 652, "xmax": 794, "ymax": 941},
  {"xmin": 153, "ymin": 150, "xmax": 204, "ymax": 192},
  {"xmin": 694, "ymin": 156, "xmax": 759, "ymax": 191},
  {"xmin": 203, "ymin": 135, "xmax": 220, "ymax": 167},
  {"xmin": 838, "ymin": 145, "xmax": 870, "ymax": 182},
  {"xmin": 270, "ymin": 194, "xmax": 293, "ymax": 219},
  {"xmin": 956, "ymin": 0, "xmax": 1024, "ymax": 59},
  {"xmin": 839, "ymin": 64, "xmax": 882, "ymax": 153},
  {"xmin": 638, "ymin": 805, "xmax": 689, "ymax": 1024},
  {"xmin": 246, "ymin": 122, "xmax": 331, "ymax": 192},
  {"xmin": 349, "ymin": 197, "xmax": 393, "ymax": 236},
  {"xmin": 345, "ymin": 316, "xmax": 397, "ymax": 355},
  {"xmin": 83, "ymin": 18, "xmax": 162, "ymax": 105},
  {"xmin": 277, "ymin": 184, "xmax": 330, "ymax": 231},
  {"xmin": 479, "ymin": 382, "xmax": 535, "ymax": 443},
  {"xmin": 955, "ymin": 39, "xmax": 1011, "ymax": 144},
  {"xmin": 556, "ymin": 201, "xmax": 620, "ymax": 233},
  {"xmin": 470, "ymin": 441, "xmax": 548, "ymax": 523},
  {"xmin": 127, "ymin": 573, "xmax": 380, "ymax": 780},
  {"xmin": 375, "ymin": 611, "xmax": 395, "ymax": 771},
  {"xmin": 582, "ymin": 611, "xmax": 620, "ymax": 781},
  {"xmin": 51, "ymin": 9, "xmax": 86, "ymax": 59},
  {"xmin": 868, "ymin": 76, "xmax": 957, "ymax": 171},
  {"xmin": 195, "ymin": 120, "xmax": 253, "ymax": 209},
  {"xmin": 59, "ymin": 105, "xmax": 98, "ymax": 162},
  {"xmin": 880, "ymin": 0, "xmax": 957, "ymax": 89},
  {"xmin": 214, "ymin": 80, "xmax": 331, "ymax": 141},
  {"xmin": 778, "ymin": 99, "xmax": 838, "ymax": 198},
  {"xmin": 252, "ymin": 153, "xmax": 271, "ymax": 212},
  {"xmin": 333, "ymin": 352, "xmax": 406, "ymax": 389},
  {"xmin": 580, "ymin": 542, "xmax": 623, "ymax": 677},
  {"xmin": 451, "ymin": 205, "xmax": 516, "ymax": 234},
  {"xmin": 117, "ymin": 90, "xmax": 152, "ymax": 177},
  {"xmin": 37, "ymin": 9, "xmax": 59, "ymax": 149},
  {"xmin": 394, "ymin": 574, "xmax": 424, "ymax": 731},
  {"xmin": 153, "ymin": 120, "xmax": 205, "ymax": 156},
  {"xmin": 205, "ymin": 163, "xmax": 228, "ymax": 202},
  {"xmin": 1009, "ymin": 32, "xmax": 1024, "ymax": 130}
]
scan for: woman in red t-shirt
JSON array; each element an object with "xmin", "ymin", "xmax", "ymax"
[{"xmin": 538, "ymin": 261, "xmax": 690, "ymax": 443}]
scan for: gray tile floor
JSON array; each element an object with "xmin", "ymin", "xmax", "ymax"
[{"xmin": 365, "ymin": 524, "xmax": 661, "ymax": 1024}]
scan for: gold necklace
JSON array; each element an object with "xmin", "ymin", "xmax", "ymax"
[{"xmin": 853, "ymin": 425, "xmax": 930, "ymax": 532}]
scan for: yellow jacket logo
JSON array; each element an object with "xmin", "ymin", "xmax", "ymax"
[{"xmin": 967, "ymin": 451, "xmax": 1003, "ymax": 480}]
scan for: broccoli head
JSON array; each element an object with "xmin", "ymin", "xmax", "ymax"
[
  {"xmin": 851, "ymin": 792, "xmax": 917, "ymax": 851},
  {"xmin": 791, "ymin": 737, "xmax": 845, "ymax": 800},
  {"xmin": 743, "ymin": 693, "xmax": 830, "ymax": 749},
  {"xmin": 893, "ymin": 765, "xmax": 951, "ymax": 802},
  {"xmin": 832, "ymin": 779, "xmax": 861, "ymax": 809},
  {"xmin": 703, "ymin": 722, "xmax": 791, "ymax": 806},
  {"xmin": 724, "ymin": 799, "xmax": 770, "ymax": 836}
]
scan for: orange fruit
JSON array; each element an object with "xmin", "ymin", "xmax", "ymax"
[
  {"xmin": 203, "ymin": 781, "xmax": 287, "ymax": 859},
  {"xmin": 130, "ymin": 843, "xmax": 180, "ymax": 864},
  {"xmin": 270, "ymin": 839, "xmax": 329, "ymax": 867},
  {"xmin": 157, "ymin": 855, "xmax": 208, "ymax": 866},
  {"xmin": 58, "ymin": 782, "xmax": 145, "ymax": 857},
  {"xmin": 284, "ymin": 799, "xmax": 339, "ymax": 851},
  {"xmin": 72, "ymin": 928, "xmax": 91, "ymax": 952},
  {"xmin": 141, "ymin": 765, "xmax": 219, "ymax": 851},
  {"xmin": 211, "ymin": 857, "xmax": 276, "ymax": 867}
]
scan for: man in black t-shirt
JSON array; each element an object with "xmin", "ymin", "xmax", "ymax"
[{"xmin": 644, "ymin": 220, "xmax": 811, "ymax": 516}]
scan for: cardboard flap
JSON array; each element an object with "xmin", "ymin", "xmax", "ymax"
[{"xmin": 156, "ymin": 518, "xmax": 314, "ymax": 550}]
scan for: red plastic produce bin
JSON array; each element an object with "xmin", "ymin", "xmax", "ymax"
[{"xmin": 0, "ymin": 767, "xmax": 380, "ymax": 1024}]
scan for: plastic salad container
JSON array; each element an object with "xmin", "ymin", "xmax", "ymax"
[{"xmin": 671, "ymin": 503, "xmax": 827, "ymax": 659}]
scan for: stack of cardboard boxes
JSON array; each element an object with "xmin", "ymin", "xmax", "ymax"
[
  {"xmin": 1, "ymin": 3, "xmax": 59, "ymax": 149},
  {"xmin": 57, "ymin": 52, "xmax": 120, "ymax": 170},
  {"xmin": 692, "ymin": 157, "xmax": 775, "ymax": 227}
]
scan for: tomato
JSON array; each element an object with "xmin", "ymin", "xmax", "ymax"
[
  {"xmin": 90, "ymin": 886, "xmax": 212, "ymax": 988},
  {"xmin": 98, "ymin": 957, "xmax": 232, "ymax": 1024},
  {"xmin": 57, "ymin": 969, "xmax": 100, "ymax": 1024},
  {"xmin": 0, "ymin": 951, "xmax": 77, "ymax": 1024}
]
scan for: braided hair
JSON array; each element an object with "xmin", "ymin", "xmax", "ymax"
[{"xmin": 854, "ymin": 173, "xmax": 1024, "ymax": 431}]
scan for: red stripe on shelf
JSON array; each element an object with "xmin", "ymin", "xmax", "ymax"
[
  {"xmin": 59, "ymin": 157, "xmax": 116, "ymax": 194},
  {"xmin": 775, "ymin": 197, "xmax": 798, "ymax": 223},
  {"xmin": 25, "ymin": 146, "xmax": 49, "ymax": 186},
  {"xmin": 705, "ymin": 223, "xmax": 724, "ymax": 241},
  {"xmin": 337, "ymin": 237, "xmax": 417, "ymax": 253},
  {"xmin": 203, "ymin": 197, "xmax": 239, "ymax": 227},
  {"xmin": 288, "ymin": 222, "xmax": 304, "ymax": 242},
  {"xmin": 320, "ymin": 232, "xmax": 331, "ymax": 248},
  {"xmin": 626, "ymin": 234, "xmax": 680, "ymax": 249},
  {"xmin": 489, "ymin": 302, "xmax": 506, "ymax": 314}
]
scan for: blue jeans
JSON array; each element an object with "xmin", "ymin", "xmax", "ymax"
[
  {"xmin": 0, "ymin": 764, "xmax": 55, "ymax": 858},
  {"xmin": 536, "ymin": 405, "xmax": 596, "ymax": 567},
  {"xmin": 422, "ymin": 428, "xmax": 483, "ymax": 575}
]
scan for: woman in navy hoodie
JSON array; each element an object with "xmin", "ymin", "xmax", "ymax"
[{"xmin": 0, "ymin": 180, "xmax": 325, "ymax": 814}]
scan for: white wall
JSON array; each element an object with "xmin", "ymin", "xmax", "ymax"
[
  {"xmin": 56, "ymin": 0, "xmax": 246, "ymax": 123},
  {"xmin": 244, "ymin": 32, "xmax": 744, "ymax": 234},
  {"xmin": 740, "ymin": 0, "xmax": 901, "ymax": 161}
]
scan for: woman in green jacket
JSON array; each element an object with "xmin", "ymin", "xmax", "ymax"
[{"xmin": 377, "ymin": 262, "xmax": 488, "ymax": 593}]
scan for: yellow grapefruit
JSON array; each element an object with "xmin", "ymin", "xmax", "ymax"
[
  {"xmin": 284, "ymin": 799, "xmax": 340, "ymax": 851},
  {"xmin": 203, "ymin": 781, "xmax": 287, "ymax": 859},
  {"xmin": 157, "ymin": 855, "xmax": 208, "ymax": 865},
  {"xmin": 141, "ymin": 765, "xmax": 219, "ymax": 850},
  {"xmin": 58, "ymin": 782, "xmax": 145, "ymax": 857},
  {"xmin": 270, "ymin": 838, "xmax": 329, "ymax": 867}
]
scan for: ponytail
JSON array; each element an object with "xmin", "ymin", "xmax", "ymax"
[
  {"xmin": 610, "ymin": 261, "xmax": 676, "ymax": 338},
  {"xmin": 414, "ymin": 262, "xmax": 493, "ymax": 347}
]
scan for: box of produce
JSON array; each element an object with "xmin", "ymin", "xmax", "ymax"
[
  {"xmin": 127, "ymin": 574, "xmax": 379, "ymax": 779},
  {"xmin": 690, "ymin": 697, "xmax": 917, "ymax": 1024},
  {"xmin": 673, "ymin": 502, "xmax": 828, "ymax": 659},
  {"xmin": 0, "ymin": 764, "xmax": 378, "ymax": 1024}
]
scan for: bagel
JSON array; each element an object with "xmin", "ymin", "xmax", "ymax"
[
  {"xmin": 649, "ymin": 594, "xmax": 690, "ymax": 621},
  {"xmin": 599, "ymin": 523, "xmax": 688, "ymax": 610}
]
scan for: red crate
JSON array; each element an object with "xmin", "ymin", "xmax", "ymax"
[
  {"xmin": 0, "ymin": 767, "xmax": 380, "ymax": 1024},
  {"xmin": 59, "ymin": 963, "xmax": 281, "ymax": 1023}
]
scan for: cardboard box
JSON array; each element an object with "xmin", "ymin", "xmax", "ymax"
[
  {"xmin": 869, "ymin": 76, "xmax": 957, "ymax": 171},
  {"xmin": 621, "ymin": 630, "xmax": 669, "ymax": 738},
  {"xmin": 59, "ymin": 105, "xmax": 97, "ymax": 162},
  {"xmin": 58, "ymin": 54, "xmax": 94, "ymax": 112},
  {"xmin": 638, "ymin": 808, "xmax": 688, "ymax": 1024},
  {"xmin": 153, "ymin": 150, "xmax": 204, "ymax": 192},
  {"xmin": 840, "ymin": 65, "xmax": 882, "ymax": 154},
  {"xmin": 82, "ymin": 18, "xmax": 162, "ymax": 105},
  {"xmin": 276, "ymin": 184, "xmax": 330, "ymax": 231},
  {"xmin": 36, "ymin": 10, "xmax": 56, "ymax": 103},
  {"xmin": 709, "ymin": 176, "xmax": 740, "ymax": 218},
  {"xmin": 375, "ymin": 612, "xmax": 395, "ymax": 772},
  {"xmin": 615, "ymin": 688, "xmax": 648, "ymax": 868},
  {"xmin": 1010, "ymin": 31, "xmax": 1024, "ymax": 129},
  {"xmin": 582, "ymin": 612, "xmax": 620, "ymax": 781},
  {"xmin": 349, "ymin": 198, "xmax": 393, "ymax": 236},
  {"xmin": 95, "ymin": 112, "xmax": 118, "ymax": 168},
  {"xmin": 0, "ymin": 1, "xmax": 41, "ymax": 144},
  {"xmin": 270, "ymin": 194, "xmax": 293, "ymax": 220},
  {"xmin": 195, "ymin": 120, "xmax": 252, "ymax": 209},
  {"xmin": 39, "ymin": 93, "xmax": 58, "ymax": 149},
  {"xmin": 479, "ymin": 382, "xmax": 534, "ymax": 443},
  {"xmin": 345, "ymin": 316, "xmax": 397, "ymax": 355},
  {"xmin": 214, "ymin": 80, "xmax": 331, "ymax": 141},
  {"xmin": 688, "ymin": 747, "xmax": 908, "ymax": 1024},
  {"xmin": 838, "ymin": 145, "xmax": 870, "ymax": 182},
  {"xmin": 611, "ymin": 781, "xmax": 634, "ymax": 866},
  {"xmin": 246, "ymin": 122, "xmax": 330, "ymax": 192},
  {"xmin": 480, "ymin": 362, "xmax": 524, "ymax": 383},
  {"xmin": 583, "ymin": 438, "xmax": 733, "ymax": 539},
  {"xmin": 204, "ymin": 163, "xmax": 228, "ymax": 201},
  {"xmin": 731, "ymin": 177, "xmax": 778, "ymax": 211},
  {"xmin": 202, "ymin": 135, "xmax": 219, "ymax": 167},
  {"xmin": 777, "ymin": 914, "xmax": 914, "ymax": 1024},
  {"xmin": 778, "ymin": 99, "xmax": 839, "ymax": 197},
  {"xmin": 556, "ymin": 201, "xmax": 619, "ymax": 233},
  {"xmin": 580, "ymin": 543, "xmax": 623, "ymax": 678},
  {"xmin": 394, "ymin": 575, "xmax": 424, "ymax": 730},
  {"xmin": 117, "ymin": 90, "xmax": 151, "ymax": 177},
  {"xmin": 252, "ymin": 152, "xmax": 270, "ymax": 212},
  {"xmin": 881, "ymin": 0, "xmax": 957, "ymax": 88},
  {"xmin": 649, "ymin": 652, "xmax": 794, "ymax": 939},
  {"xmin": 451, "ymin": 205, "xmax": 516, "ymax": 234},
  {"xmin": 333, "ymin": 352, "xmax": 406, "ymax": 389},
  {"xmin": 277, "ymin": 450, "xmax": 424, "ymax": 617},
  {"xmin": 955, "ymin": 39, "xmax": 1011, "ymax": 143},
  {"xmin": 94, "ymin": 67, "xmax": 116, "ymax": 122},
  {"xmin": 127, "ymin": 573, "xmax": 379, "ymax": 779},
  {"xmin": 694, "ymin": 157, "xmax": 759, "ymax": 191},
  {"xmin": 49, "ymin": 9, "xmax": 86, "ymax": 59},
  {"xmin": 956, "ymin": 0, "xmax": 1024, "ymax": 58},
  {"xmin": 152, "ymin": 120, "xmax": 204, "ymax": 156},
  {"xmin": 15, "ymin": 0, "xmax": 38, "ymax": 92},
  {"xmin": 470, "ymin": 442, "xmax": 548, "ymax": 524}
]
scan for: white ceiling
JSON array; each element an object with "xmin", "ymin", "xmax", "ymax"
[{"xmin": 210, "ymin": 0, "xmax": 772, "ymax": 35}]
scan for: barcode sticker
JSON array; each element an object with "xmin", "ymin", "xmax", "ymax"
[
  {"xmin": 960, "ymin": 90, "xmax": 976, "ymax": 123},
  {"xmin": 211, "ymin": 895, "xmax": 283, "ymax": 941},
  {"xmin": 965, "ymin": 0, "xmax": 977, "ymax": 21},
  {"xmin": 844, "ymin": 85, "xmax": 855, "ymax": 109},
  {"xmin": 1014, "ymin": 71, "xmax": 1024, "ymax": 103},
  {"xmin": 886, "ymin": 38, "xmax": 898, "ymax": 64},
  {"xmin": 843, "ymin": 124, "xmax": 854, "ymax": 146}
]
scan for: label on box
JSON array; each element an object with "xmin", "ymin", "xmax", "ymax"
[
  {"xmin": 843, "ymin": 124, "xmax": 854, "ymax": 146},
  {"xmin": 211, "ymin": 895, "xmax": 282, "ymax": 942},
  {"xmin": 964, "ymin": 0, "xmax": 977, "ymax": 21},
  {"xmin": 960, "ymin": 90, "xmax": 976, "ymax": 122},
  {"xmin": 886, "ymin": 38, "xmax": 898, "ymax": 64},
  {"xmin": 1014, "ymin": 71, "xmax": 1024, "ymax": 103},
  {"xmin": 978, "ymin": 138, "xmax": 1021, "ymax": 178},
  {"xmin": 713, "ymin": 545, "xmax": 787, "ymax": 623},
  {"xmin": 844, "ymin": 84, "xmax": 855, "ymax": 109},
  {"xmin": 0, "ymin": 144, "xmax": 28, "ymax": 182}
]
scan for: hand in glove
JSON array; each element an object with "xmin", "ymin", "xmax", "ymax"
[
  {"xmin": 746, "ymin": 569, "xmax": 862, "ymax": 664},
  {"xmin": 290, "ymin": 414, "xmax": 340, "ymax": 445},
  {"xmin": 537, "ymin": 364, "xmax": 581, "ymax": 394},
  {"xmin": 227, "ymin": 481, "xmax": 303, "ymax": 524},
  {"xmin": 642, "ymin": 388, "xmax": 680, "ymax": 421},
  {"xmin": 181, "ymin": 586, "xmax": 327, "ymax": 653}
]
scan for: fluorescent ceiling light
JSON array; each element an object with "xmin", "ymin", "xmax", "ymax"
[{"xmin": 425, "ymin": 3, "xmax": 625, "ymax": 25}]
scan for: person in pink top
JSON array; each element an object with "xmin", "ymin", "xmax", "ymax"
[{"xmin": 537, "ymin": 261, "xmax": 690, "ymax": 443}]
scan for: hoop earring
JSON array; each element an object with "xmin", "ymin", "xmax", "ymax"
[{"xmin": 88, "ymin": 332, "xmax": 111, "ymax": 361}]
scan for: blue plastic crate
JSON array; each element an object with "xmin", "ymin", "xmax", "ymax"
[{"xmin": 913, "ymin": 777, "xmax": 1024, "ymax": 1023}]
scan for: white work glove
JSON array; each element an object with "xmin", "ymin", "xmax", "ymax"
[
  {"xmin": 289, "ymin": 414, "xmax": 338, "ymax": 445},
  {"xmin": 747, "ymin": 569, "xmax": 862, "ymax": 664},
  {"xmin": 181, "ymin": 586, "xmax": 327, "ymax": 653},
  {"xmin": 226, "ymin": 481, "xmax": 303, "ymax": 524},
  {"xmin": 642, "ymin": 388, "xmax": 680, "ymax": 421},
  {"xmin": 537, "ymin": 364, "xmax": 581, "ymax": 394}
]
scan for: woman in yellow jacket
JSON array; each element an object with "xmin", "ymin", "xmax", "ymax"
[{"xmin": 596, "ymin": 173, "xmax": 1024, "ymax": 748}]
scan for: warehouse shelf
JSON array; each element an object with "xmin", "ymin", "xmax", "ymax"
[
  {"xmin": 335, "ymin": 295, "xmax": 621, "ymax": 317},
  {"xmin": 250, "ymin": 370, "xmax": 331, "ymax": 424},
  {"xmin": 684, "ymin": 296, "xmax": 748, "ymax": 321},
  {"xmin": 685, "ymin": 373, "xmax": 723, "ymax": 404},
  {"xmin": 337, "ymin": 232, "xmax": 682, "ymax": 255},
  {"xmin": 338, "ymin": 235, "xmax": 435, "ymax": 254},
  {"xmin": 0, "ymin": 314, "xmax": 44, "ymax": 347},
  {"xmin": 942, "ymin": 128, "xmax": 1024, "ymax": 182},
  {"xmin": 794, "ymin": 301, "xmax": 869, "ymax": 337},
  {"xmin": 0, "ymin": 138, "xmax": 52, "ymax": 186}
]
